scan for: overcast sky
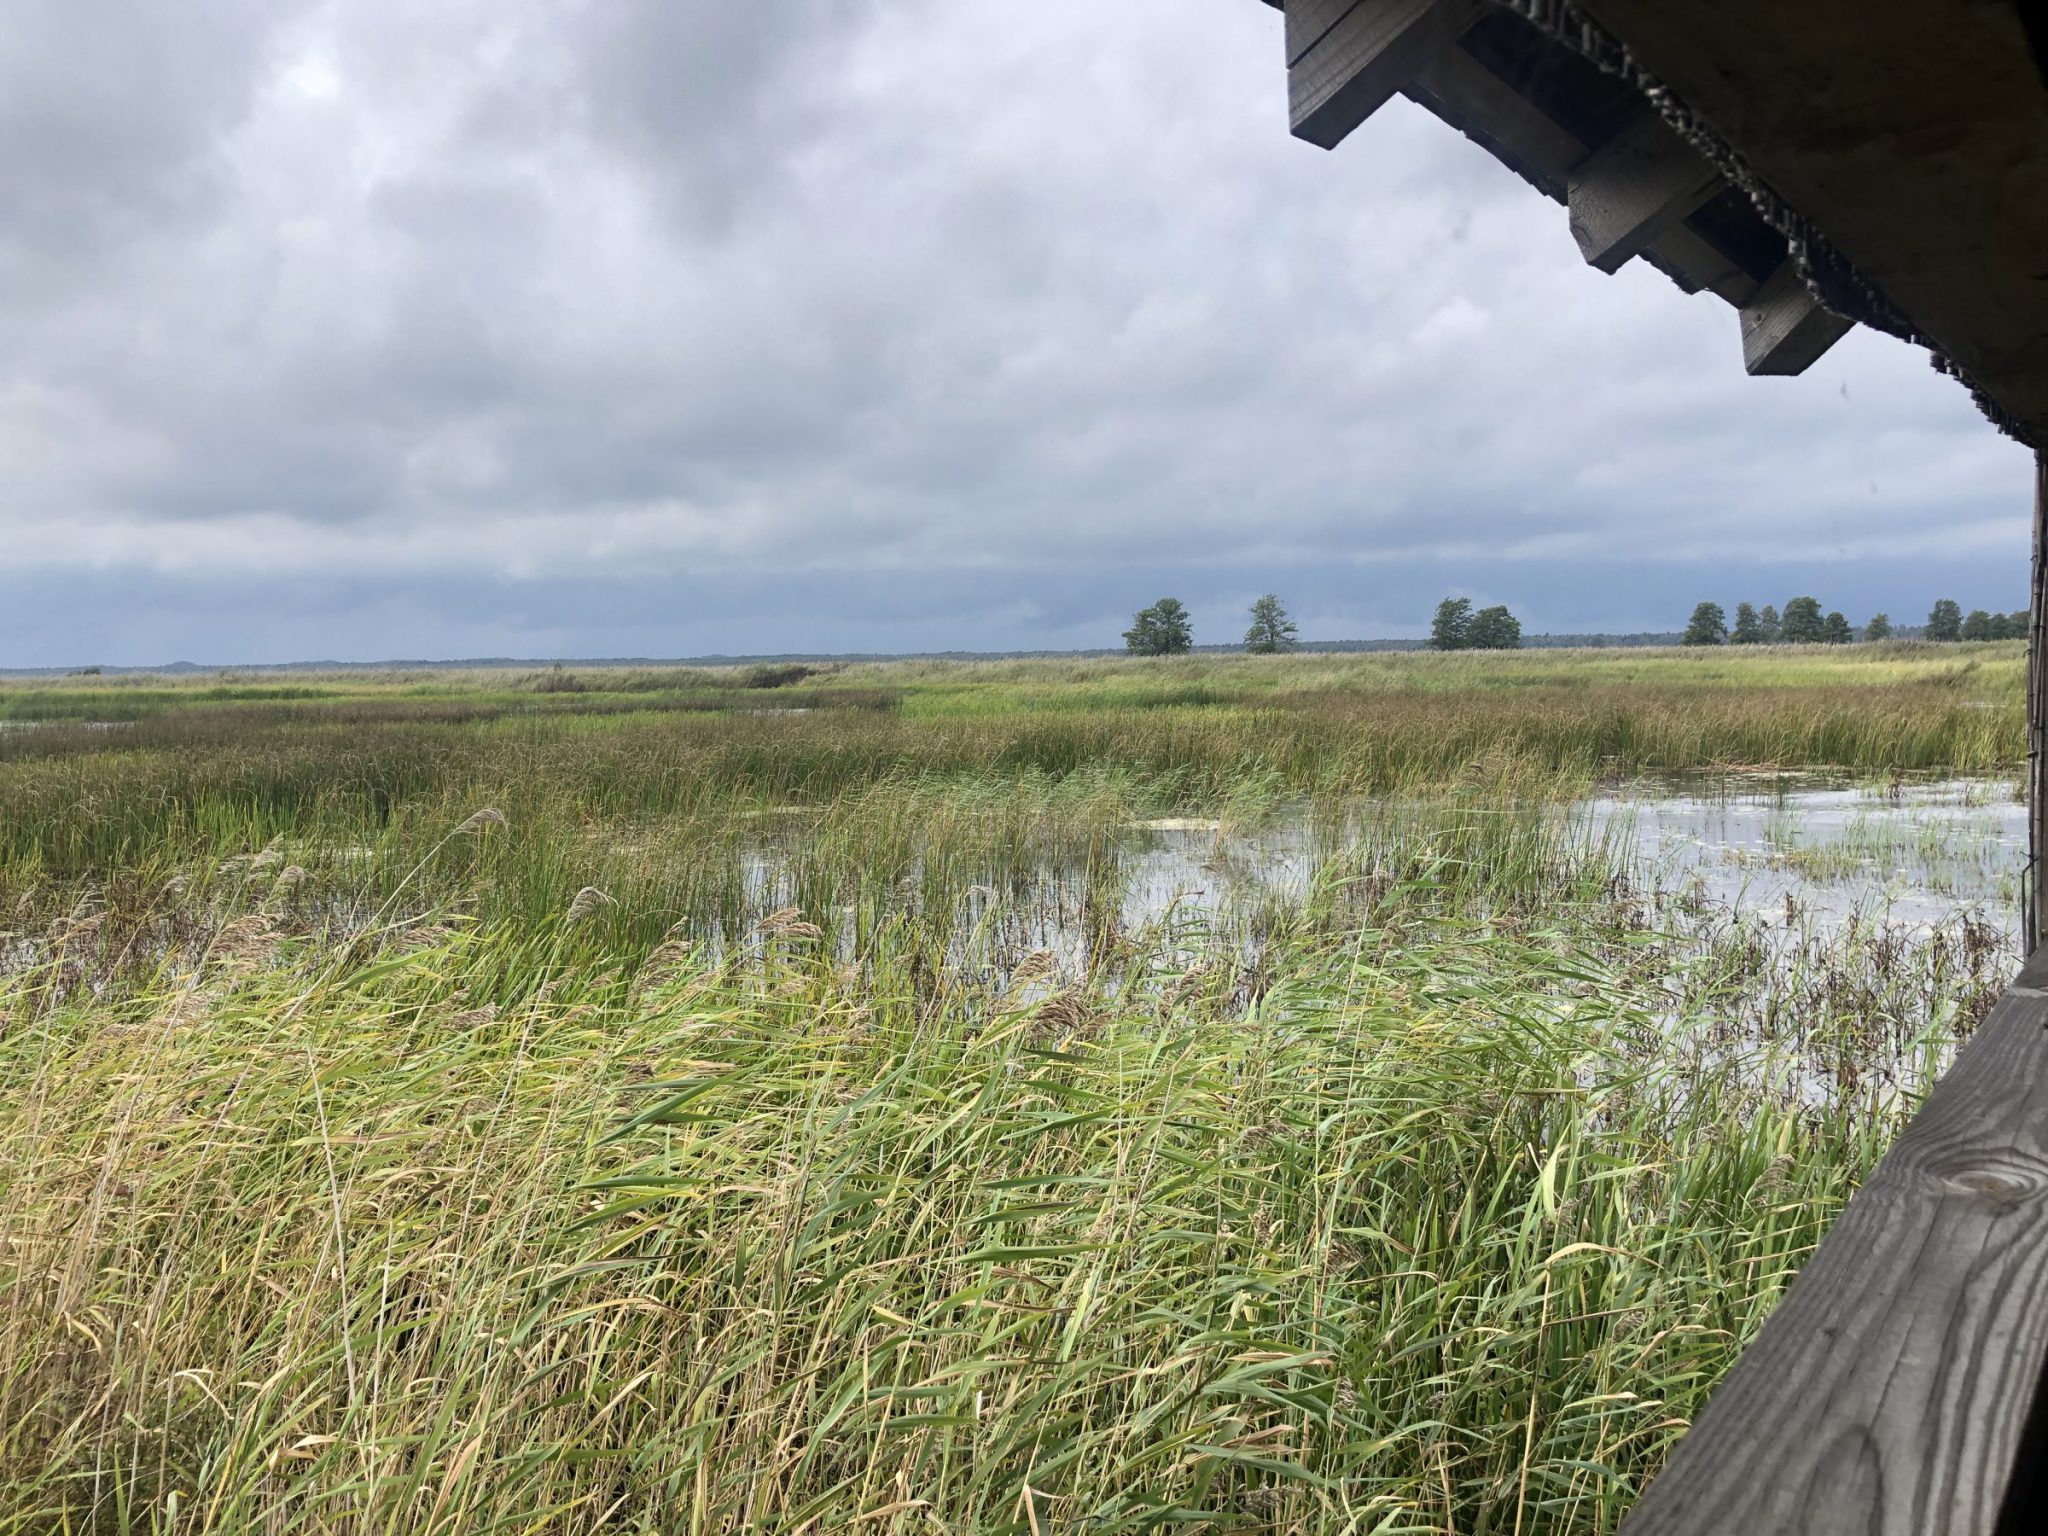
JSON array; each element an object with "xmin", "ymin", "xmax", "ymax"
[{"xmin": 0, "ymin": 0, "xmax": 2033, "ymax": 665}]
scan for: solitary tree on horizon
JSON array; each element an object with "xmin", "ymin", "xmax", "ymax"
[
  {"xmin": 1682, "ymin": 601, "xmax": 1728, "ymax": 646},
  {"xmin": 1864, "ymin": 612, "xmax": 1892, "ymax": 641},
  {"xmin": 1123, "ymin": 598, "xmax": 1194, "ymax": 656},
  {"xmin": 1927, "ymin": 598, "xmax": 1963, "ymax": 641},
  {"xmin": 1730, "ymin": 602, "xmax": 1764, "ymax": 644},
  {"xmin": 1758, "ymin": 604, "xmax": 1782, "ymax": 643},
  {"xmin": 1429, "ymin": 597, "xmax": 1473, "ymax": 651},
  {"xmin": 1243, "ymin": 594, "xmax": 1299, "ymax": 654},
  {"xmin": 1822, "ymin": 610, "xmax": 1854, "ymax": 644}
]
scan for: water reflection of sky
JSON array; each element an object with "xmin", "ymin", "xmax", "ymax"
[
  {"xmin": 1107, "ymin": 780, "xmax": 2025, "ymax": 939},
  {"xmin": 1581, "ymin": 776, "xmax": 2023, "ymax": 936},
  {"xmin": 730, "ymin": 777, "xmax": 2025, "ymax": 970}
]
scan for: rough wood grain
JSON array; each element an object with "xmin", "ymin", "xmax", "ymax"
[
  {"xmin": 1740, "ymin": 258, "xmax": 1853, "ymax": 375},
  {"xmin": 1289, "ymin": 0, "xmax": 1484, "ymax": 149},
  {"xmin": 1285, "ymin": 0, "xmax": 1364, "ymax": 66},
  {"xmin": 1619, "ymin": 951, "xmax": 2048, "ymax": 1534},
  {"xmin": 1567, "ymin": 111, "xmax": 1723, "ymax": 273}
]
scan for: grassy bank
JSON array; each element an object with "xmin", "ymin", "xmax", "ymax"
[{"xmin": 0, "ymin": 647, "xmax": 2022, "ymax": 1532}]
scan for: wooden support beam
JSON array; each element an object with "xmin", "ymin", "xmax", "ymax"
[
  {"xmin": 1567, "ymin": 113, "xmax": 1725, "ymax": 273},
  {"xmin": 1740, "ymin": 258, "xmax": 1854, "ymax": 375},
  {"xmin": 2032, "ymin": 452, "xmax": 2047, "ymax": 956},
  {"xmin": 1289, "ymin": 0, "xmax": 1484, "ymax": 150},
  {"xmin": 1404, "ymin": 48, "xmax": 1760, "ymax": 306},
  {"xmin": 1407, "ymin": 45, "xmax": 1585, "ymax": 177},
  {"xmin": 1617, "ymin": 948, "xmax": 2048, "ymax": 1533},
  {"xmin": 1652, "ymin": 226, "xmax": 1761, "ymax": 308}
]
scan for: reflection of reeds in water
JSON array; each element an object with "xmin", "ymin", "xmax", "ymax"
[{"xmin": 1723, "ymin": 797, "xmax": 2020, "ymax": 898}]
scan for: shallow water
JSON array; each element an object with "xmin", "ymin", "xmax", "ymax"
[
  {"xmin": 729, "ymin": 775, "xmax": 2030, "ymax": 975},
  {"xmin": 1101, "ymin": 774, "xmax": 2023, "ymax": 944},
  {"xmin": 1584, "ymin": 775, "xmax": 2023, "ymax": 935}
]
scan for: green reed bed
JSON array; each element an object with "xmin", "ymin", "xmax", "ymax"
[
  {"xmin": 0, "ymin": 841, "xmax": 2001, "ymax": 1534},
  {"xmin": 0, "ymin": 668, "xmax": 2020, "ymax": 879},
  {"xmin": 0, "ymin": 649, "xmax": 2024, "ymax": 1533}
]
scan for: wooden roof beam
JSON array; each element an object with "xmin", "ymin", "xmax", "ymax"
[
  {"xmin": 1566, "ymin": 112, "xmax": 1725, "ymax": 274},
  {"xmin": 1264, "ymin": 3, "xmax": 1804, "ymax": 364},
  {"xmin": 1289, "ymin": 0, "xmax": 1486, "ymax": 150},
  {"xmin": 1405, "ymin": 46, "xmax": 1760, "ymax": 308},
  {"xmin": 1287, "ymin": 0, "xmax": 1377, "ymax": 67},
  {"xmin": 1741, "ymin": 258, "xmax": 1854, "ymax": 376}
]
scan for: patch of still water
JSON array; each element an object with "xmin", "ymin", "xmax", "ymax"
[
  {"xmin": 1582, "ymin": 775, "xmax": 2022, "ymax": 935},
  {"xmin": 1104, "ymin": 775, "xmax": 2023, "ymax": 942},
  {"xmin": 730, "ymin": 775, "xmax": 2022, "ymax": 972}
]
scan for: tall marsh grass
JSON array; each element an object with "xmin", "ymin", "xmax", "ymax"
[{"xmin": 0, "ymin": 649, "xmax": 2023, "ymax": 1532}]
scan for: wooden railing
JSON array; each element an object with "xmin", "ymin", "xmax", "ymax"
[{"xmin": 1617, "ymin": 948, "xmax": 2048, "ymax": 1532}]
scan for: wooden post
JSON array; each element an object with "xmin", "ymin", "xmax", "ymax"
[{"xmin": 2031, "ymin": 452, "xmax": 2047, "ymax": 956}]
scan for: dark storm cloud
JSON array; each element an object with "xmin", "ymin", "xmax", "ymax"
[{"xmin": 0, "ymin": 0, "xmax": 2032, "ymax": 664}]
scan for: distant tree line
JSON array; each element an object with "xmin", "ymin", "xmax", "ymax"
[
  {"xmin": 1929, "ymin": 598, "xmax": 2029, "ymax": 641},
  {"xmin": 1124, "ymin": 594, "xmax": 1535, "ymax": 656},
  {"xmin": 1115, "ymin": 588, "xmax": 2030, "ymax": 658},
  {"xmin": 1681, "ymin": 596, "xmax": 2027, "ymax": 646}
]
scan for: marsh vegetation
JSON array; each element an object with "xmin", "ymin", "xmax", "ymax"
[{"xmin": 0, "ymin": 643, "xmax": 2026, "ymax": 1533}]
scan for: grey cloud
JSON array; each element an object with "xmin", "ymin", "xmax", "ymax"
[
  {"xmin": 566, "ymin": 0, "xmax": 913, "ymax": 240},
  {"xmin": 0, "ymin": 0, "xmax": 2033, "ymax": 664},
  {"xmin": 0, "ymin": 0, "xmax": 308, "ymax": 263}
]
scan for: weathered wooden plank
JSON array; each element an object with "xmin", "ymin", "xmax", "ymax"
[
  {"xmin": 1286, "ymin": 0, "xmax": 1364, "ymax": 67},
  {"xmin": 1740, "ymin": 258, "xmax": 1854, "ymax": 375},
  {"xmin": 1404, "ymin": 48, "xmax": 1759, "ymax": 305},
  {"xmin": 1567, "ymin": 111, "xmax": 1724, "ymax": 272},
  {"xmin": 1619, "ymin": 953, "xmax": 2048, "ymax": 1534},
  {"xmin": 1289, "ymin": 0, "xmax": 1484, "ymax": 150}
]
